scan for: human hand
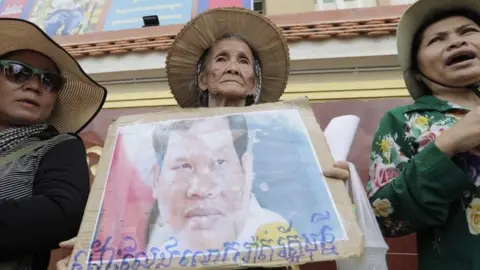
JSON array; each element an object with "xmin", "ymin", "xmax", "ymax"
[
  {"xmin": 323, "ymin": 161, "xmax": 350, "ymax": 181},
  {"xmin": 55, "ymin": 237, "xmax": 76, "ymax": 270},
  {"xmin": 56, "ymin": 256, "xmax": 70, "ymax": 270},
  {"xmin": 435, "ymin": 108, "xmax": 480, "ymax": 156},
  {"xmin": 59, "ymin": 237, "xmax": 76, "ymax": 249}
]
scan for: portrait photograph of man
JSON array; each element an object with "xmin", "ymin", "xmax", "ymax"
[
  {"xmin": 89, "ymin": 109, "xmax": 346, "ymax": 265},
  {"xmin": 147, "ymin": 114, "xmax": 290, "ymax": 251}
]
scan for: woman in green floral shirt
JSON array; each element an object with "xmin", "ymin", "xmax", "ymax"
[{"xmin": 367, "ymin": 0, "xmax": 480, "ymax": 269}]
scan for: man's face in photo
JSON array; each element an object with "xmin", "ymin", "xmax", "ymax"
[{"xmin": 153, "ymin": 117, "xmax": 252, "ymax": 249}]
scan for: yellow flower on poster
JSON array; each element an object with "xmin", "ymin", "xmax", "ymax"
[{"xmin": 255, "ymin": 222, "xmax": 301, "ymax": 243}]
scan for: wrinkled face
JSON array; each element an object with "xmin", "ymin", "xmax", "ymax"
[
  {"xmin": 198, "ymin": 38, "xmax": 256, "ymax": 101},
  {"xmin": 153, "ymin": 118, "xmax": 252, "ymax": 250},
  {"xmin": 417, "ymin": 16, "xmax": 480, "ymax": 91},
  {"xmin": 0, "ymin": 50, "xmax": 60, "ymax": 129}
]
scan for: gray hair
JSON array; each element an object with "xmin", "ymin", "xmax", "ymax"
[{"xmin": 194, "ymin": 34, "xmax": 263, "ymax": 107}]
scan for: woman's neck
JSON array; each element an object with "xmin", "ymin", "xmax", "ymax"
[
  {"xmin": 0, "ymin": 121, "xmax": 9, "ymax": 132},
  {"xmin": 208, "ymin": 94, "xmax": 246, "ymax": 107},
  {"xmin": 434, "ymin": 90, "xmax": 480, "ymax": 109}
]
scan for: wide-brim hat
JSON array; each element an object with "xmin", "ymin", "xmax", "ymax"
[
  {"xmin": 166, "ymin": 7, "xmax": 290, "ymax": 107},
  {"xmin": 0, "ymin": 18, "xmax": 106, "ymax": 133},
  {"xmin": 397, "ymin": 0, "xmax": 480, "ymax": 99}
]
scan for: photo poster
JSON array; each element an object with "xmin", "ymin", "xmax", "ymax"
[{"xmin": 69, "ymin": 98, "xmax": 363, "ymax": 269}]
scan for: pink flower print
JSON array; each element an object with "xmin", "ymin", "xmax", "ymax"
[
  {"xmin": 416, "ymin": 127, "xmax": 446, "ymax": 150},
  {"xmin": 372, "ymin": 161, "xmax": 400, "ymax": 190},
  {"xmin": 416, "ymin": 131, "xmax": 437, "ymax": 149}
]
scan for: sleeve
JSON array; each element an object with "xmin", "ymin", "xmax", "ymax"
[
  {"xmin": 0, "ymin": 137, "xmax": 90, "ymax": 258},
  {"xmin": 366, "ymin": 111, "xmax": 473, "ymax": 237}
]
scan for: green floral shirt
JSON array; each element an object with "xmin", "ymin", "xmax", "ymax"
[{"xmin": 367, "ymin": 95, "xmax": 480, "ymax": 270}]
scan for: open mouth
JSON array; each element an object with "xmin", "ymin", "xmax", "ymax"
[{"xmin": 446, "ymin": 51, "xmax": 476, "ymax": 66}]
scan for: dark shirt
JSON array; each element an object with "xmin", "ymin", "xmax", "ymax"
[{"xmin": 0, "ymin": 134, "xmax": 90, "ymax": 269}]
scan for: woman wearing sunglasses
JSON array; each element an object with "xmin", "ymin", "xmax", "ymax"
[{"xmin": 0, "ymin": 18, "xmax": 106, "ymax": 269}]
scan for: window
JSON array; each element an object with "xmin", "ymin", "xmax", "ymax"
[
  {"xmin": 254, "ymin": 0, "xmax": 264, "ymax": 14},
  {"xmin": 316, "ymin": 0, "xmax": 336, "ymax": 10},
  {"xmin": 316, "ymin": 0, "xmax": 377, "ymax": 10}
]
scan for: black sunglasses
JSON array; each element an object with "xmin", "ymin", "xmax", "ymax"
[{"xmin": 0, "ymin": 60, "xmax": 64, "ymax": 93}]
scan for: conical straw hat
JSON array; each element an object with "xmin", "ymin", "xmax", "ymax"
[
  {"xmin": 167, "ymin": 7, "xmax": 290, "ymax": 107},
  {"xmin": 0, "ymin": 18, "xmax": 106, "ymax": 133}
]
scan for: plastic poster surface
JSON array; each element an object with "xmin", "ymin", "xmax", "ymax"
[{"xmin": 70, "ymin": 98, "xmax": 363, "ymax": 269}]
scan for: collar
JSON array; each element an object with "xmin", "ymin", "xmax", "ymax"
[{"xmin": 403, "ymin": 95, "xmax": 469, "ymax": 114}]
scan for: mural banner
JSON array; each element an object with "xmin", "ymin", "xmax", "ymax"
[
  {"xmin": 102, "ymin": 0, "xmax": 193, "ymax": 32},
  {"xmin": 0, "ymin": 0, "xmax": 36, "ymax": 19},
  {"xmin": 0, "ymin": 0, "xmax": 253, "ymax": 36}
]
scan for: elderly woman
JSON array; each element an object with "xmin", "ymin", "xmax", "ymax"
[
  {"xmin": 367, "ymin": 0, "xmax": 480, "ymax": 269},
  {"xmin": 0, "ymin": 18, "xmax": 106, "ymax": 269},
  {"xmin": 56, "ymin": 7, "xmax": 349, "ymax": 270}
]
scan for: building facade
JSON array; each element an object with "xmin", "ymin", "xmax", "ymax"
[
  {"xmin": 256, "ymin": 0, "xmax": 417, "ymax": 14},
  {"xmin": 44, "ymin": 1, "xmax": 420, "ymax": 269}
]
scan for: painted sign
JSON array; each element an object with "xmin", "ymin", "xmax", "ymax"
[
  {"xmin": 102, "ymin": 0, "xmax": 193, "ymax": 31},
  {"xmin": 28, "ymin": 0, "xmax": 107, "ymax": 36},
  {"xmin": 0, "ymin": 0, "xmax": 35, "ymax": 19},
  {"xmin": 0, "ymin": 0, "xmax": 253, "ymax": 36}
]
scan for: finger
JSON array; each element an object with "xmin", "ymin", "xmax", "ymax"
[
  {"xmin": 60, "ymin": 247, "xmax": 74, "ymax": 258},
  {"xmin": 323, "ymin": 167, "xmax": 350, "ymax": 181},
  {"xmin": 333, "ymin": 161, "xmax": 349, "ymax": 170},
  {"xmin": 56, "ymin": 257, "xmax": 70, "ymax": 270},
  {"xmin": 59, "ymin": 237, "xmax": 76, "ymax": 248}
]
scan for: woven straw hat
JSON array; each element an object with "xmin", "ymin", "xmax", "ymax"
[
  {"xmin": 397, "ymin": 0, "xmax": 480, "ymax": 99},
  {"xmin": 166, "ymin": 7, "xmax": 290, "ymax": 108},
  {"xmin": 0, "ymin": 18, "xmax": 106, "ymax": 133}
]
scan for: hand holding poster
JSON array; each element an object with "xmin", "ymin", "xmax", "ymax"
[{"xmin": 69, "ymin": 98, "xmax": 363, "ymax": 269}]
